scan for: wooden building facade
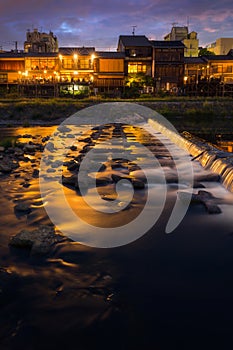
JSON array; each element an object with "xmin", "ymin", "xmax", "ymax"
[{"xmin": 0, "ymin": 33, "xmax": 233, "ymax": 97}]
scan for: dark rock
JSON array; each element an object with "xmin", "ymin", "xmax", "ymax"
[
  {"xmin": 23, "ymin": 144, "xmax": 37, "ymax": 153},
  {"xmin": 111, "ymin": 174, "xmax": 131, "ymax": 183},
  {"xmin": 178, "ymin": 190, "xmax": 222, "ymax": 214},
  {"xmin": 132, "ymin": 179, "xmax": 145, "ymax": 189},
  {"xmin": 32, "ymin": 169, "xmax": 39, "ymax": 178},
  {"xmin": 46, "ymin": 142, "xmax": 55, "ymax": 152},
  {"xmin": 193, "ymin": 182, "xmax": 206, "ymax": 188},
  {"xmin": 9, "ymin": 225, "xmax": 68, "ymax": 255},
  {"xmin": 79, "ymin": 137, "xmax": 92, "ymax": 143},
  {"xmin": 195, "ymin": 173, "xmax": 220, "ymax": 182},
  {"xmin": 70, "ymin": 145, "xmax": 77, "ymax": 151},
  {"xmin": 47, "ymin": 168, "xmax": 56, "ymax": 173},
  {"xmin": 57, "ymin": 125, "xmax": 71, "ymax": 133},
  {"xmin": 0, "ymin": 162, "xmax": 12, "ymax": 173},
  {"xmin": 22, "ymin": 182, "xmax": 31, "ymax": 188},
  {"xmin": 95, "ymin": 176, "xmax": 112, "ymax": 187},
  {"xmin": 42, "ymin": 136, "xmax": 50, "ymax": 143},
  {"xmin": 62, "ymin": 174, "xmax": 77, "ymax": 186},
  {"xmin": 67, "ymin": 161, "xmax": 80, "ymax": 171},
  {"xmin": 14, "ymin": 202, "xmax": 31, "ymax": 214},
  {"xmin": 195, "ymin": 190, "xmax": 222, "ymax": 214},
  {"xmin": 51, "ymin": 160, "xmax": 63, "ymax": 168}
]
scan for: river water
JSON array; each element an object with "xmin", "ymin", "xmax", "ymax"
[{"xmin": 0, "ymin": 124, "xmax": 233, "ymax": 350}]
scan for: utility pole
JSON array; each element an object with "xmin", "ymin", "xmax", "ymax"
[{"xmin": 132, "ymin": 26, "xmax": 137, "ymax": 35}]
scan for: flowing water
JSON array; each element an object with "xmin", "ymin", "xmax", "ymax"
[{"xmin": 0, "ymin": 124, "xmax": 233, "ymax": 350}]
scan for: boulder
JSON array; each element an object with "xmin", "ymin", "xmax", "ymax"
[
  {"xmin": 14, "ymin": 202, "xmax": 31, "ymax": 214},
  {"xmin": 23, "ymin": 144, "xmax": 37, "ymax": 153},
  {"xmin": 178, "ymin": 190, "xmax": 222, "ymax": 214},
  {"xmin": 57, "ymin": 125, "xmax": 71, "ymax": 133},
  {"xmin": 0, "ymin": 162, "xmax": 12, "ymax": 173},
  {"xmin": 9, "ymin": 225, "xmax": 68, "ymax": 255}
]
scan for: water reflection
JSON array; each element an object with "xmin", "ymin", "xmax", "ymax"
[{"xmin": 217, "ymin": 140, "xmax": 233, "ymax": 153}]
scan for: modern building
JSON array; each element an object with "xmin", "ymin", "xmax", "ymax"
[
  {"xmin": 207, "ymin": 38, "xmax": 233, "ymax": 55},
  {"xmin": 164, "ymin": 25, "xmax": 199, "ymax": 57}
]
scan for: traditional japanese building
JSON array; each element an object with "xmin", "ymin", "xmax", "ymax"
[
  {"xmin": 0, "ymin": 29, "xmax": 232, "ymax": 97},
  {"xmin": 151, "ymin": 40, "xmax": 185, "ymax": 91},
  {"xmin": 117, "ymin": 35, "xmax": 152, "ymax": 76},
  {"xmin": 94, "ymin": 51, "xmax": 125, "ymax": 93}
]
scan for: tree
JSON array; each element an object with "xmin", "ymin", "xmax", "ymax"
[
  {"xmin": 198, "ymin": 48, "xmax": 215, "ymax": 57},
  {"xmin": 125, "ymin": 73, "xmax": 154, "ymax": 88}
]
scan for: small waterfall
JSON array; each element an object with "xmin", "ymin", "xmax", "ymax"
[{"xmin": 148, "ymin": 119, "xmax": 233, "ymax": 193}]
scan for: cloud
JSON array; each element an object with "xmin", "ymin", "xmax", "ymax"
[{"xmin": 0, "ymin": 0, "xmax": 232, "ymax": 50}]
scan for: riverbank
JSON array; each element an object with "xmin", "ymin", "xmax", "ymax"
[{"xmin": 0, "ymin": 97, "xmax": 233, "ymax": 138}]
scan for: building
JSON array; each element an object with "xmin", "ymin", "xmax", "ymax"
[
  {"xmin": 164, "ymin": 26, "xmax": 199, "ymax": 57},
  {"xmin": 151, "ymin": 40, "xmax": 185, "ymax": 91},
  {"xmin": 117, "ymin": 35, "xmax": 152, "ymax": 76},
  {"xmin": 24, "ymin": 28, "xmax": 58, "ymax": 53},
  {"xmin": 184, "ymin": 51, "xmax": 233, "ymax": 96},
  {"xmin": 0, "ymin": 29, "xmax": 232, "ymax": 97},
  {"xmin": 58, "ymin": 47, "xmax": 95, "ymax": 83},
  {"xmin": 0, "ymin": 41, "xmax": 126, "ymax": 96},
  {"xmin": 0, "ymin": 52, "xmax": 26, "ymax": 83},
  {"xmin": 94, "ymin": 51, "xmax": 125, "ymax": 93},
  {"xmin": 207, "ymin": 38, "xmax": 233, "ymax": 55},
  {"xmin": 184, "ymin": 51, "xmax": 233, "ymax": 84}
]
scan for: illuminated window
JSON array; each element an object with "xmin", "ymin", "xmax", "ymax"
[
  {"xmin": 63, "ymin": 59, "xmax": 73, "ymax": 69},
  {"xmin": 128, "ymin": 62, "xmax": 147, "ymax": 73},
  {"xmin": 78, "ymin": 58, "xmax": 90, "ymax": 69},
  {"xmin": 0, "ymin": 73, "xmax": 7, "ymax": 82}
]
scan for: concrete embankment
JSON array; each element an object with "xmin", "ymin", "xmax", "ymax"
[{"xmin": 148, "ymin": 119, "xmax": 233, "ymax": 192}]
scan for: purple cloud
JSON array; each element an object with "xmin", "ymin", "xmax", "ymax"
[{"xmin": 0, "ymin": 0, "xmax": 233, "ymax": 50}]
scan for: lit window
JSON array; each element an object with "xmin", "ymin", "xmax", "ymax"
[{"xmin": 128, "ymin": 62, "xmax": 147, "ymax": 73}]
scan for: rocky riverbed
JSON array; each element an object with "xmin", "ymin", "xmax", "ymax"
[{"xmin": 1, "ymin": 122, "xmax": 233, "ymax": 350}]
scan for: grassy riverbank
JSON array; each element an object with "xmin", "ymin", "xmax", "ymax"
[{"xmin": 0, "ymin": 97, "xmax": 233, "ymax": 140}]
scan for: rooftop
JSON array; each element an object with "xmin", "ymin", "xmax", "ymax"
[
  {"xmin": 150, "ymin": 40, "xmax": 185, "ymax": 48},
  {"xmin": 118, "ymin": 35, "xmax": 152, "ymax": 47},
  {"xmin": 59, "ymin": 47, "xmax": 95, "ymax": 55},
  {"xmin": 184, "ymin": 57, "xmax": 206, "ymax": 64},
  {"xmin": 96, "ymin": 51, "xmax": 125, "ymax": 58}
]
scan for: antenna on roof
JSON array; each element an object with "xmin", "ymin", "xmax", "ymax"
[{"xmin": 132, "ymin": 25, "xmax": 137, "ymax": 35}]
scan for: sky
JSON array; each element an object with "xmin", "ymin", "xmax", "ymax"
[{"xmin": 0, "ymin": 0, "xmax": 233, "ymax": 51}]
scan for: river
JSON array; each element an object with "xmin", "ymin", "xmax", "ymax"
[{"xmin": 0, "ymin": 123, "xmax": 233, "ymax": 350}]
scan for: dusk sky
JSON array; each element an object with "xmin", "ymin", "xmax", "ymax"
[{"xmin": 0, "ymin": 0, "xmax": 233, "ymax": 51}]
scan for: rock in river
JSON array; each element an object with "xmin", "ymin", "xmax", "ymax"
[
  {"xmin": 14, "ymin": 202, "xmax": 31, "ymax": 214},
  {"xmin": 9, "ymin": 225, "xmax": 68, "ymax": 255}
]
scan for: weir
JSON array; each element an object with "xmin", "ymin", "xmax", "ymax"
[{"xmin": 149, "ymin": 118, "xmax": 233, "ymax": 193}]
